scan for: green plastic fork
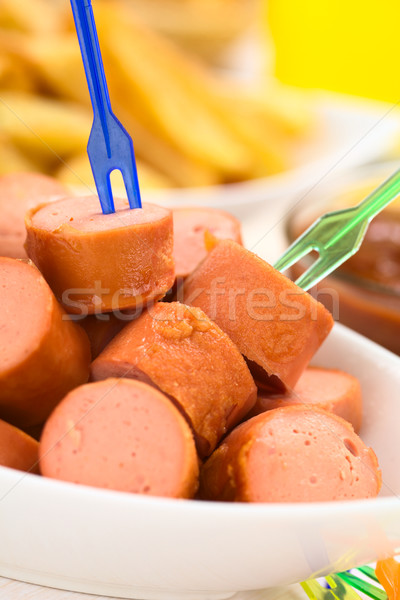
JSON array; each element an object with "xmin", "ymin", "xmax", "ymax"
[
  {"xmin": 274, "ymin": 168, "xmax": 400, "ymax": 291},
  {"xmin": 301, "ymin": 566, "xmax": 388, "ymax": 600}
]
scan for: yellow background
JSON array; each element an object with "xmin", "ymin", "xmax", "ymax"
[{"xmin": 265, "ymin": 1, "xmax": 400, "ymax": 103}]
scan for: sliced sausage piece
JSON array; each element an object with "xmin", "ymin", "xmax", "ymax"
[
  {"xmin": 25, "ymin": 196, "xmax": 175, "ymax": 315},
  {"xmin": 39, "ymin": 378, "xmax": 199, "ymax": 498},
  {"xmin": 91, "ymin": 302, "xmax": 257, "ymax": 457},
  {"xmin": 0, "ymin": 172, "xmax": 68, "ymax": 259},
  {"xmin": 0, "ymin": 419, "xmax": 39, "ymax": 474},
  {"xmin": 172, "ymin": 206, "xmax": 242, "ymax": 280},
  {"xmin": 0, "ymin": 257, "xmax": 91, "ymax": 428},
  {"xmin": 248, "ymin": 366, "xmax": 363, "ymax": 433},
  {"xmin": 79, "ymin": 312, "xmax": 134, "ymax": 360},
  {"xmin": 199, "ymin": 405, "xmax": 381, "ymax": 502},
  {"xmin": 182, "ymin": 240, "xmax": 334, "ymax": 391}
]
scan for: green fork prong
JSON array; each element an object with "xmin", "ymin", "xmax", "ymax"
[
  {"xmin": 273, "ymin": 237, "xmax": 317, "ymax": 273},
  {"xmin": 294, "ymin": 256, "xmax": 332, "ymax": 291}
]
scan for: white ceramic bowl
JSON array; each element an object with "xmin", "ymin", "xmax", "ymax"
[{"xmin": 0, "ymin": 323, "xmax": 399, "ymax": 600}]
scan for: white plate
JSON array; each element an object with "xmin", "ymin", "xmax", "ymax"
[
  {"xmin": 142, "ymin": 93, "xmax": 400, "ymax": 220},
  {"xmin": 0, "ymin": 323, "xmax": 399, "ymax": 600}
]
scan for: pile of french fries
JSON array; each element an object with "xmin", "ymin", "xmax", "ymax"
[{"xmin": 0, "ymin": 0, "xmax": 315, "ymax": 191}]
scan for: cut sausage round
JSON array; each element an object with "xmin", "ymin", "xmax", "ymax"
[
  {"xmin": 0, "ymin": 257, "xmax": 91, "ymax": 428},
  {"xmin": 248, "ymin": 366, "xmax": 363, "ymax": 432},
  {"xmin": 0, "ymin": 172, "xmax": 68, "ymax": 259},
  {"xmin": 91, "ymin": 302, "xmax": 257, "ymax": 457},
  {"xmin": 0, "ymin": 419, "xmax": 40, "ymax": 474},
  {"xmin": 172, "ymin": 206, "xmax": 242, "ymax": 280},
  {"xmin": 79, "ymin": 312, "xmax": 134, "ymax": 360},
  {"xmin": 182, "ymin": 240, "xmax": 334, "ymax": 390},
  {"xmin": 25, "ymin": 196, "xmax": 175, "ymax": 314},
  {"xmin": 39, "ymin": 378, "xmax": 199, "ymax": 498},
  {"xmin": 200, "ymin": 405, "xmax": 381, "ymax": 502}
]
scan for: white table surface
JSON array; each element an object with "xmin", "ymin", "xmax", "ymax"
[{"xmin": 0, "ymin": 576, "xmax": 307, "ymax": 600}]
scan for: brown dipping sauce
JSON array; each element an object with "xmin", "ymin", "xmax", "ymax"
[
  {"xmin": 289, "ymin": 180, "xmax": 400, "ymax": 355},
  {"xmin": 340, "ymin": 210, "xmax": 400, "ymax": 293}
]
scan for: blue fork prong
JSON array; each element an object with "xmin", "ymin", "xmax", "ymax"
[
  {"xmin": 89, "ymin": 159, "xmax": 114, "ymax": 214},
  {"xmin": 119, "ymin": 155, "xmax": 142, "ymax": 210}
]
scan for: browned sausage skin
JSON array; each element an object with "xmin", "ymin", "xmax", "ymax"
[
  {"xmin": 91, "ymin": 302, "xmax": 257, "ymax": 457},
  {"xmin": 0, "ymin": 419, "xmax": 40, "ymax": 474},
  {"xmin": 182, "ymin": 240, "xmax": 334, "ymax": 391},
  {"xmin": 0, "ymin": 257, "xmax": 91, "ymax": 428}
]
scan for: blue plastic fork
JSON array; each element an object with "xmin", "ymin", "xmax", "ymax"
[{"xmin": 70, "ymin": 0, "xmax": 141, "ymax": 214}]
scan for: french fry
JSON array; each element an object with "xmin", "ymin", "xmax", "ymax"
[
  {"xmin": 210, "ymin": 84, "xmax": 289, "ymax": 176},
  {"xmin": 128, "ymin": 0, "xmax": 255, "ymax": 42},
  {"xmin": 0, "ymin": 32, "xmax": 39, "ymax": 93},
  {"xmin": 127, "ymin": 0, "xmax": 257, "ymax": 63},
  {"xmin": 11, "ymin": 34, "xmax": 89, "ymax": 105},
  {"xmin": 0, "ymin": 62, "xmax": 37, "ymax": 94},
  {"xmin": 0, "ymin": 92, "xmax": 91, "ymax": 169},
  {"xmin": 210, "ymin": 82, "xmax": 314, "ymax": 176},
  {"xmin": 0, "ymin": 0, "xmax": 69, "ymax": 35},
  {"xmin": 248, "ymin": 82, "xmax": 315, "ymax": 136},
  {"xmin": 112, "ymin": 107, "xmax": 222, "ymax": 188}
]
